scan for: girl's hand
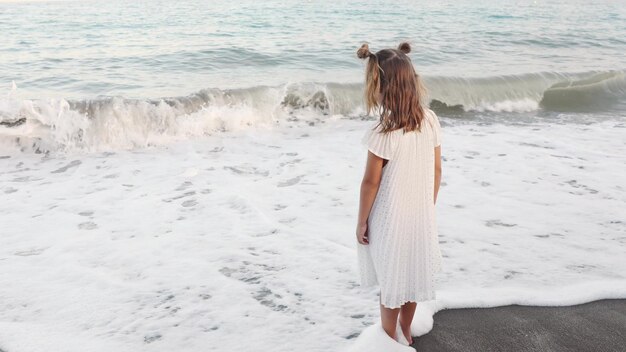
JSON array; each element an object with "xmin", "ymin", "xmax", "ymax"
[{"xmin": 356, "ymin": 223, "xmax": 369, "ymax": 245}]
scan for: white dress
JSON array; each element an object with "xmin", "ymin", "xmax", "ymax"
[{"xmin": 357, "ymin": 108, "xmax": 443, "ymax": 309}]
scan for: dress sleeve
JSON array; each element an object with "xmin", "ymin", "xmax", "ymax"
[
  {"xmin": 430, "ymin": 109, "xmax": 442, "ymax": 147},
  {"xmin": 361, "ymin": 124, "xmax": 397, "ymax": 160}
]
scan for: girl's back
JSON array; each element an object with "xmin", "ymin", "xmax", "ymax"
[
  {"xmin": 360, "ymin": 108, "xmax": 442, "ymax": 304},
  {"xmin": 364, "ymin": 107, "xmax": 441, "ymax": 201},
  {"xmin": 355, "ymin": 42, "xmax": 443, "ymax": 343}
]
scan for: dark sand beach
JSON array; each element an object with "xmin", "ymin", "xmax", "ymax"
[{"xmin": 413, "ymin": 299, "xmax": 626, "ymax": 352}]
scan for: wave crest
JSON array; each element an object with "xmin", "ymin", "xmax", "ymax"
[{"xmin": 1, "ymin": 70, "xmax": 624, "ymax": 152}]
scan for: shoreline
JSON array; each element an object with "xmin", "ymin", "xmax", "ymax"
[{"xmin": 413, "ymin": 299, "xmax": 626, "ymax": 352}]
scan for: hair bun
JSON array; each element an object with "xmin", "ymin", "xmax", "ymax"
[
  {"xmin": 398, "ymin": 42, "xmax": 411, "ymax": 54},
  {"xmin": 357, "ymin": 43, "xmax": 372, "ymax": 59}
]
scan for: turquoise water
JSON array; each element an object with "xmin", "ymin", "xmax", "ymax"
[
  {"xmin": 0, "ymin": 0, "xmax": 624, "ymax": 151},
  {"xmin": 1, "ymin": 0, "xmax": 624, "ymax": 97}
]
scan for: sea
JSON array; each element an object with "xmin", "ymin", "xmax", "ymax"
[{"xmin": 0, "ymin": 0, "xmax": 624, "ymax": 351}]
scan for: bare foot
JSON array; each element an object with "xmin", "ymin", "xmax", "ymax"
[
  {"xmin": 393, "ymin": 324, "xmax": 410, "ymax": 345},
  {"xmin": 400, "ymin": 324, "xmax": 413, "ymax": 345}
]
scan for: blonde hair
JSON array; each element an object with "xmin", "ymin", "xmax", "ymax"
[{"xmin": 357, "ymin": 42, "xmax": 427, "ymax": 133}]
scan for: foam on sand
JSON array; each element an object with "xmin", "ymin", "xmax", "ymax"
[{"xmin": 1, "ymin": 116, "xmax": 625, "ymax": 352}]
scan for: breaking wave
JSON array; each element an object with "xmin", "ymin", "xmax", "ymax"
[{"xmin": 1, "ymin": 70, "xmax": 624, "ymax": 152}]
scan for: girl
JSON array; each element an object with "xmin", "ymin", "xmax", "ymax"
[{"xmin": 355, "ymin": 42, "xmax": 443, "ymax": 345}]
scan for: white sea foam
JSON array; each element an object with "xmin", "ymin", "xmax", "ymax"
[
  {"xmin": 2, "ymin": 71, "xmax": 625, "ymax": 153},
  {"xmin": 469, "ymin": 98, "xmax": 539, "ymax": 113},
  {"xmin": 0, "ymin": 92, "xmax": 282, "ymax": 152},
  {"xmin": 1, "ymin": 116, "xmax": 624, "ymax": 351}
]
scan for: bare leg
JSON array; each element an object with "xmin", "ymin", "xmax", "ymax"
[
  {"xmin": 399, "ymin": 301, "xmax": 417, "ymax": 344},
  {"xmin": 379, "ymin": 294, "xmax": 401, "ymax": 340}
]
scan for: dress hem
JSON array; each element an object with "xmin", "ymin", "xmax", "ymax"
[{"xmin": 379, "ymin": 293, "xmax": 437, "ymax": 309}]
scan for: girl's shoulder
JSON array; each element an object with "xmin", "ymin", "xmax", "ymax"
[
  {"xmin": 361, "ymin": 122, "xmax": 401, "ymax": 160},
  {"xmin": 423, "ymin": 107, "xmax": 439, "ymax": 123},
  {"xmin": 423, "ymin": 107, "xmax": 442, "ymax": 147}
]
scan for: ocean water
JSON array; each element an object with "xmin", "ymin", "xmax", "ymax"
[
  {"xmin": 1, "ymin": 0, "xmax": 626, "ymax": 151},
  {"xmin": 0, "ymin": 1, "xmax": 625, "ymax": 351}
]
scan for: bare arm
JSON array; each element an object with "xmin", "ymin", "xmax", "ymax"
[
  {"xmin": 356, "ymin": 151, "xmax": 385, "ymax": 244},
  {"xmin": 434, "ymin": 145, "xmax": 442, "ymax": 204}
]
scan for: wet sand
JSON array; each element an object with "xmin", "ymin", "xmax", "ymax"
[{"xmin": 413, "ymin": 299, "xmax": 626, "ymax": 352}]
